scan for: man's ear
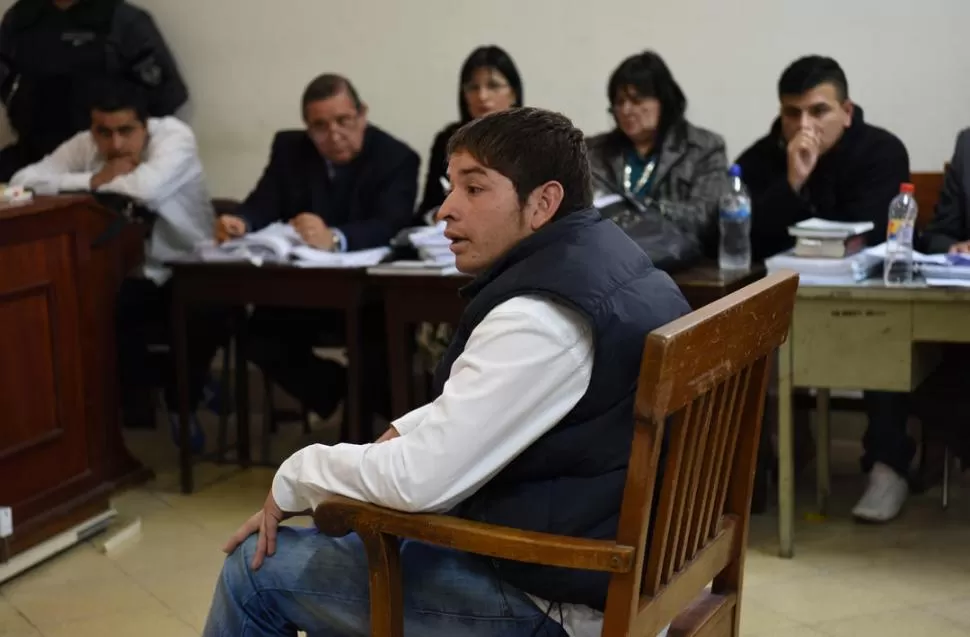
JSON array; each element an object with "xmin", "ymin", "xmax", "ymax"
[
  {"xmin": 527, "ymin": 181, "xmax": 565, "ymax": 230},
  {"xmin": 358, "ymin": 102, "xmax": 369, "ymax": 118},
  {"xmin": 841, "ymin": 99, "xmax": 854, "ymax": 126}
]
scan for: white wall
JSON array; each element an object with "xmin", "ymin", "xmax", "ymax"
[{"xmin": 2, "ymin": 0, "xmax": 967, "ymax": 197}]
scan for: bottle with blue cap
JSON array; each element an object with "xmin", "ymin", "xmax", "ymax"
[{"xmin": 719, "ymin": 164, "xmax": 752, "ymax": 270}]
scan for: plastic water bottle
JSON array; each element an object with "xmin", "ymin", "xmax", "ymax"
[
  {"xmin": 719, "ymin": 164, "xmax": 752, "ymax": 271},
  {"xmin": 883, "ymin": 183, "xmax": 918, "ymax": 285}
]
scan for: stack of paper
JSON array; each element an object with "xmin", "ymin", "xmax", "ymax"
[
  {"xmin": 196, "ymin": 222, "xmax": 390, "ymax": 268},
  {"xmin": 368, "ymin": 260, "xmax": 461, "ymax": 277},
  {"xmin": 766, "ymin": 250, "xmax": 881, "ymax": 285},
  {"xmin": 292, "ymin": 246, "xmax": 390, "ymax": 268},
  {"xmin": 407, "ymin": 222, "xmax": 455, "ymax": 266},
  {"xmin": 788, "ymin": 218, "xmax": 875, "ymax": 240},
  {"xmin": 863, "ymin": 243, "xmax": 970, "ymax": 287}
]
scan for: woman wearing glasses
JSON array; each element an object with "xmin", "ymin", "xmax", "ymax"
[
  {"xmin": 416, "ymin": 45, "xmax": 523, "ymax": 220},
  {"xmin": 587, "ymin": 51, "xmax": 727, "ymax": 259},
  {"xmin": 413, "ymin": 46, "xmax": 522, "ymax": 378}
]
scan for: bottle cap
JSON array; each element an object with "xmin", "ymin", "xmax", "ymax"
[
  {"xmin": 728, "ymin": 164, "xmax": 742, "ymax": 177},
  {"xmin": 900, "ymin": 182, "xmax": 915, "ymax": 194}
]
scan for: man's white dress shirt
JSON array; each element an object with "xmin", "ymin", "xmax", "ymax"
[
  {"xmin": 273, "ymin": 295, "xmax": 612, "ymax": 636},
  {"xmin": 11, "ymin": 116, "xmax": 214, "ymax": 284}
]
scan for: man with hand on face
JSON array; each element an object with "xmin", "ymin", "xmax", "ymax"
[
  {"xmin": 737, "ymin": 55, "xmax": 910, "ymax": 261},
  {"xmin": 0, "ymin": 0, "xmax": 188, "ymax": 180},
  {"xmin": 11, "ymin": 81, "xmax": 218, "ymax": 450},
  {"xmin": 737, "ymin": 56, "xmax": 914, "ymax": 524},
  {"xmin": 219, "ymin": 73, "xmax": 419, "ymax": 422}
]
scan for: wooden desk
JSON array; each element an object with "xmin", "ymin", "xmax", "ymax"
[
  {"xmin": 672, "ymin": 262, "xmax": 765, "ymax": 310},
  {"xmin": 369, "ymin": 273, "xmax": 469, "ymax": 418},
  {"xmin": 374, "ymin": 261, "xmax": 765, "ymax": 419},
  {"xmin": 0, "ymin": 196, "xmax": 149, "ymax": 566},
  {"xmin": 169, "ymin": 263, "xmax": 371, "ymax": 494},
  {"xmin": 776, "ymin": 281, "xmax": 970, "ymax": 558}
]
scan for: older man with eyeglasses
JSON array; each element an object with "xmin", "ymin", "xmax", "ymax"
[{"xmin": 217, "ymin": 73, "xmax": 419, "ymax": 423}]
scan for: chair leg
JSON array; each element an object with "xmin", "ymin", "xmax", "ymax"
[
  {"xmin": 217, "ymin": 342, "xmax": 232, "ymax": 463},
  {"xmin": 302, "ymin": 404, "xmax": 312, "ymax": 435},
  {"xmin": 815, "ymin": 389, "xmax": 831, "ymax": 516},
  {"xmin": 261, "ymin": 373, "xmax": 275, "ymax": 465},
  {"xmin": 340, "ymin": 399, "xmax": 351, "ymax": 442},
  {"xmin": 942, "ymin": 446, "xmax": 951, "ymax": 510}
]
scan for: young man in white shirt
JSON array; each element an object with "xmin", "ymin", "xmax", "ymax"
[
  {"xmin": 204, "ymin": 107, "xmax": 690, "ymax": 637},
  {"xmin": 11, "ymin": 81, "xmax": 218, "ymax": 451}
]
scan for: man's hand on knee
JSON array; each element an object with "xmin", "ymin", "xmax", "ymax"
[{"xmin": 223, "ymin": 491, "xmax": 288, "ymax": 570}]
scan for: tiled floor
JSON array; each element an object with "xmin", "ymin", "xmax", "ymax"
[{"xmin": 1, "ymin": 415, "xmax": 968, "ymax": 636}]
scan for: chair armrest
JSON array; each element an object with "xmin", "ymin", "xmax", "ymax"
[{"xmin": 313, "ymin": 493, "xmax": 635, "ymax": 573}]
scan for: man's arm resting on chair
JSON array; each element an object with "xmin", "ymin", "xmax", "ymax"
[
  {"xmin": 223, "ymin": 296, "xmax": 594, "ymax": 569},
  {"xmin": 270, "ymin": 297, "xmax": 593, "ymax": 516}
]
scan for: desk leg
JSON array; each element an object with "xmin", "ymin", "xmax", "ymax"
[
  {"xmin": 385, "ymin": 298, "xmax": 412, "ymax": 420},
  {"xmin": 234, "ymin": 309, "xmax": 251, "ymax": 467},
  {"xmin": 777, "ymin": 334, "xmax": 795, "ymax": 558},
  {"xmin": 171, "ymin": 280, "xmax": 193, "ymax": 494},
  {"xmin": 816, "ymin": 388, "xmax": 831, "ymax": 515},
  {"xmin": 345, "ymin": 304, "xmax": 364, "ymax": 444}
]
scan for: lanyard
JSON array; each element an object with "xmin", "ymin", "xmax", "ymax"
[{"xmin": 623, "ymin": 157, "xmax": 657, "ymax": 198}]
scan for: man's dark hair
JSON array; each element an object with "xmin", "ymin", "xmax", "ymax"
[
  {"xmin": 607, "ymin": 50, "xmax": 687, "ymax": 143},
  {"xmin": 88, "ymin": 81, "xmax": 149, "ymax": 124},
  {"xmin": 458, "ymin": 45, "xmax": 523, "ymax": 122},
  {"xmin": 301, "ymin": 73, "xmax": 362, "ymax": 116},
  {"xmin": 778, "ymin": 56, "xmax": 849, "ymax": 101},
  {"xmin": 447, "ymin": 107, "xmax": 593, "ymax": 218}
]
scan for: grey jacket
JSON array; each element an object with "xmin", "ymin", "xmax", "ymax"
[
  {"xmin": 587, "ymin": 121, "xmax": 728, "ymax": 250},
  {"xmin": 920, "ymin": 128, "xmax": 970, "ymax": 253}
]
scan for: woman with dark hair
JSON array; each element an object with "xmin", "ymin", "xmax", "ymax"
[
  {"xmin": 413, "ymin": 47, "xmax": 522, "ymax": 374},
  {"xmin": 416, "ymin": 45, "xmax": 522, "ymax": 219},
  {"xmin": 588, "ymin": 50, "xmax": 727, "ymax": 257}
]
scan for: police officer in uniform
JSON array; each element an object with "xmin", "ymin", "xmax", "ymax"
[{"xmin": 0, "ymin": 0, "xmax": 187, "ymax": 180}]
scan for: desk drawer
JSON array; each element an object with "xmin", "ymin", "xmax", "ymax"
[
  {"xmin": 913, "ymin": 302, "xmax": 970, "ymax": 343},
  {"xmin": 792, "ymin": 299, "xmax": 913, "ymax": 391}
]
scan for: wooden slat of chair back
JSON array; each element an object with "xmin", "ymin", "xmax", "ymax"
[
  {"xmin": 912, "ymin": 170, "xmax": 945, "ymax": 230},
  {"xmin": 601, "ymin": 271, "xmax": 798, "ymax": 637}
]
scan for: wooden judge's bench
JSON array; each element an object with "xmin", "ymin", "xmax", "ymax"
[{"xmin": 0, "ymin": 195, "xmax": 150, "ymax": 576}]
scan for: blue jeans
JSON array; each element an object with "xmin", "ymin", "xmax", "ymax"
[{"xmin": 204, "ymin": 526, "xmax": 570, "ymax": 637}]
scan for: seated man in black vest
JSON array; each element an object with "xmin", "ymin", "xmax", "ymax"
[
  {"xmin": 203, "ymin": 107, "xmax": 690, "ymax": 637},
  {"xmin": 737, "ymin": 55, "xmax": 913, "ymax": 524},
  {"xmin": 216, "ymin": 73, "xmax": 419, "ymax": 420}
]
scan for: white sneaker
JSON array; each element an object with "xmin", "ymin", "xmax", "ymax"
[{"xmin": 852, "ymin": 462, "xmax": 908, "ymax": 523}]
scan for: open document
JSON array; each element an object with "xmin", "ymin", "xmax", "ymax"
[{"xmin": 196, "ymin": 222, "xmax": 389, "ymax": 268}]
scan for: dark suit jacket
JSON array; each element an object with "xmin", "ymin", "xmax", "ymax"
[
  {"xmin": 236, "ymin": 125, "xmax": 420, "ymax": 250},
  {"xmin": 920, "ymin": 128, "xmax": 970, "ymax": 253}
]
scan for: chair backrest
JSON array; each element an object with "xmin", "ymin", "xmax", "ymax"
[
  {"xmin": 912, "ymin": 170, "xmax": 946, "ymax": 230},
  {"xmin": 212, "ymin": 197, "xmax": 241, "ymax": 217},
  {"xmin": 601, "ymin": 271, "xmax": 798, "ymax": 637}
]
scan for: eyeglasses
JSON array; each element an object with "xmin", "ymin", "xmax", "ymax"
[
  {"xmin": 462, "ymin": 80, "xmax": 511, "ymax": 95},
  {"xmin": 608, "ymin": 96, "xmax": 655, "ymax": 115},
  {"xmin": 307, "ymin": 113, "xmax": 360, "ymax": 138}
]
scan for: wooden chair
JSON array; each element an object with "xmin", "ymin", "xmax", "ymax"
[
  {"xmin": 313, "ymin": 271, "xmax": 798, "ymax": 637},
  {"xmin": 912, "ymin": 169, "xmax": 946, "ymax": 230}
]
